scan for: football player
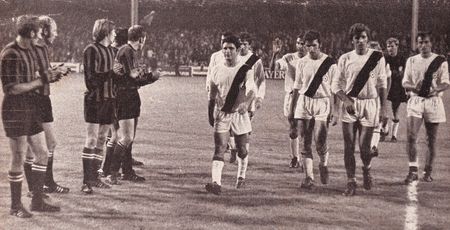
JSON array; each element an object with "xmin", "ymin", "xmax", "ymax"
[
  {"xmin": 1, "ymin": 15, "xmax": 61, "ymax": 218},
  {"xmin": 81, "ymin": 19, "xmax": 116, "ymax": 194},
  {"xmin": 332, "ymin": 23, "xmax": 388, "ymax": 196},
  {"xmin": 402, "ymin": 31, "xmax": 449, "ymax": 184},
  {"xmin": 289, "ymin": 30, "xmax": 338, "ymax": 189}
]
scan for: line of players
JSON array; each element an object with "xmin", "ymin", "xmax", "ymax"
[
  {"xmin": 204, "ymin": 23, "xmax": 449, "ymax": 196},
  {"xmin": 0, "ymin": 15, "xmax": 160, "ymax": 218}
]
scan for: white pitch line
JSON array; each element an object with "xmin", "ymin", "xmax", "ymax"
[{"xmin": 404, "ymin": 180, "xmax": 418, "ymax": 230}]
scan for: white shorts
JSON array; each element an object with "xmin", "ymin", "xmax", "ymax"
[
  {"xmin": 283, "ymin": 93, "xmax": 292, "ymax": 117},
  {"xmin": 341, "ymin": 97, "xmax": 379, "ymax": 127},
  {"xmin": 407, "ymin": 96, "xmax": 446, "ymax": 123},
  {"xmin": 295, "ymin": 95, "xmax": 330, "ymax": 121},
  {"xmin": 214, "ymin": 110, "xmax": 252, "ymax": 135}
]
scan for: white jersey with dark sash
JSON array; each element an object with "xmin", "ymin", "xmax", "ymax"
[
  {"xmin": 332, "ymin": 48, "xmax": 387, "ymax": 99},
  {"xmin": 293, "ymin": 54, "xmax": 337, "ymax": 98},
  {"xmin": 208, "ymin": 62, "xmax": 256, "ymax": 112},
  {"xmin": 403, "ymin": 53, "xmax": 449, "ymax": 97}
]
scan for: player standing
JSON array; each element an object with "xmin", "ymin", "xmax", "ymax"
[
  {"xmin": 23, "ymin": 15, "xmax": 70, "ymax": 196},
  {"xmin": 276, "ymin": 34, "xmax": 306, "ymax": 169},
  {"xmin": 385, "ymin": 37, "xmax": 408, "ymax": 142},
  {"xmin": 107, "ymin": 25, "xmax": 160, "ymax": 184},
  {"xmin": 206, "ymin": 35, "xmax": 257, "ymax": 194},
  {"xmin": 289, "ymin": 30, "xmax": 337, "ymax": 189},
  {"xmin": 332, "ymin": 23, "xmax": 388, "ymax": 196},
  {"xmin": 81, "ymin": 19, "xmax": 116, "ymax": 194},
  {"xmin": 402, "ymin": 32, "xmax": 449, "ymax": 184},
  {"xmin": 1, "ymin": 15, "xmax": 60, "ymax": 217}
]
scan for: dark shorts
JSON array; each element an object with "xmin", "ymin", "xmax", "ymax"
[
  {"xmin": 388, "ymin": 81, "xmax": 408, "ymax": 103},
  {"xmin": 2, "ymin": 95, "xmax": 43, "ymax": 138},
  {"xmin": 84, "ymin": 94, "xmax": 116, "ymax": 125},
  {"xmin": 36, "ymin": 94, "xmax": 54, "ymax": 123},
  {"xmin": 116, "ymin": 89, "xmax": 141, "ymax": 120}
]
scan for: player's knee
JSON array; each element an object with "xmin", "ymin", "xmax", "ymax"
[
  {"xmin": 119, "ymin": 135, "xmax": 133, "ymax": 147},
  {"xmin": 237, "ymin": 146, "xmax": 248, "ymax": 159},
  {"xmin": 289, "ymin": 128, "xmax": 298, "ymax": 139},
  {"xmin": 316, "ymin": 145, "xmax": 328, "ymax": 156},
  {"xmin": 301, "ymin": 151, "xmax": 313, "ymax": 159},
  {"xmin": 213, "ymin": 146, "xmax": 227, "ymax": 161},
  {"xmin": 47, "ymin": 139, "xmax": 57, "ymax": 152},
  {"xmin": 85, "ymin": 136, "xmax": 97, "ymax": 148}
]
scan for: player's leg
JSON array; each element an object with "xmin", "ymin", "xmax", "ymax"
[
  {"xmin": 121, "ymin": 117, "xmax": 145, "ymax": 181},
  {"xmin": 228, "ymin": 131, "xmax": 237, "ymax": 163},
  {"xmin": 235, "ymin": 132, "xmax": 249, "ymax": 188},
  {"xmin": 81, "ymin": 122, "xmax": 99, "ymax": 194},
  {"xmin": 8, "ymin": 136, "xmax": 33, "ymax": 218},
  {"xmin": 28, "ymin": 132, "xmax": 60, "ymax": 212},
  {"xmin": 205, "ymin": 131, "xmax": 228, "ymax": 195},
  {"xmin": 102, "ymin": 126, "xmax": 117, "ymax": 177},
  {"xmin": 300, "ymin": 118, "xmax": 315, "ymax": 189},
  {"xmin": 108, "ymin": 118, "xmax": 134, "ymax": 184},
  {"xmin": 423, "ymin": 122, "xmax": 438, "ymax": 182},
  {"xmin": 42, "ymin": 122, "xmax": 69, "ymax": 193},
  {"xmin": 288, "ymin": 118, "xmax": 301, "ymax": 169},
  {"xmin": 342, "ymin": 122, "xmax": 357, "ymax": 196},
  {"xmin": 130, "ymin": 117, "xmax": 144, "ymax": 166},
  {"xmin": 359, "ymin": 126, "xmax": 375, "ymax": 190},
  {"xmin": 24, "ymin": 146, "xmax": 35, "ymax": 197},
  {"xmin": 370, "ymin": 122, "xmax": 382, "ymax": 156},
  {"xmin": 405, "ymin": 116, "xmax": 423, "ymax": 184},
  {"xmin": 390, "ymin": 101, "xmax": 401, "ymax": 142},
  {"xmin": 315, "ymin": 120, "xmax": 329, "ymax": 185}
]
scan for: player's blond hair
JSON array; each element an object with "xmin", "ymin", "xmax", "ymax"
[
  {"xmin": 92, "ymin": 19, "xmax": 115, "ymax": 42},
  {"xmin": 38, "ymin": 15, "xmax": 57, "ymax": 42}
]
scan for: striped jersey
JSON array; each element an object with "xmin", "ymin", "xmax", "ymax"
[
  {"xmin": 113, "ymin": 44, "xmax": 141, "ymax": 89},
  {"xmin": 32, "ymin": 43, "xmax": 50, "ymax": 95},
  {"xmin": 1, "ymin": 41, "xmax": 39, "ymax": 95},
  {"xmin": 83, "ymin": 42, "xmax": 115, "ymax": 100}
]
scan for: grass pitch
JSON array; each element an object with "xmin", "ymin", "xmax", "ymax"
[{"xmin": 0, "ymin": 74, "xmax": 449, "ymax": 230}]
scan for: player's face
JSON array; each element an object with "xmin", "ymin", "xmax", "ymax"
[
  {"xmin": 296, "ymin": 38, "xmax": 305, "ymax": 54},
  {"xmin": 386, "ymin": 43, "xmax": 398, "ymax": 56},
  {"xmin": 36, "ymin": 27, "xmax": 44, "ymax": 40},
  {"xmin": 240, "ymin": 40, "xmax": 250, "ymax": 55},
  {"xmin": 222, "ymin": 42, "xmax": 238, "ymax": 63},
  {"xmin": 48, "ymin": 24, "xmax": 58, "ymax": 44},
  {"xmin": 352, "ymin": 31, "xmax": 368, "ymax": 53},
  {"xmin": 305, "ymin": 39, "xmax": 320, "ymax": 58},
  {"xmin": 417, "ymin": 36, "xmax": 432, "ymax": 55},
  {"xmin": 107, "ymin": 29, "xmax": 116, "ymax": 44}
]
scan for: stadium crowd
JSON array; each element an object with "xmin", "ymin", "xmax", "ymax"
[{"xmin": 1, "ymin": 0, "xmax": 449, "ymax": 68}]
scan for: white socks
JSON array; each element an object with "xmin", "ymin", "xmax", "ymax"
[
  {"xmin": 304, "ymin": 158, "xmax": 314, "ymax": 180},
  {"xmin": 212, "ymin": 160, "xmax": 224, "ymax": 185},
  {"xmin": 290, "ymin": 137, "xmax": 299, "ymax": 159},
  {"xmin": 371, "ymin": 124, "xmax": 382, "ymax": 148},
  {"xmin": 392, "ymin": 120, "xmax": 399, "ymax": 138},
  {"xmin": 237, "ymin": 156, "xmax": 249, "ymax": 179}
]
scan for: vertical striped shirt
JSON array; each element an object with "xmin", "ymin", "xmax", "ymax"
[
  {"xmin": 83, "ymin": 42, "xmax": 115, "ymax": 100},
  {"xmin": 1, "ymin": 41, "xmax": 39, "ymax": 95},
  {"xmin": 113, "ymin": 44, "xmax": 140, "ymax": 89},
  {"xmin": 32, "ymin": 44, "xmax": 50, "ymax": 95}
]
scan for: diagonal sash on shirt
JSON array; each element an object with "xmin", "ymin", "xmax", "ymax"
[
  {"xmin": 221, "ymin": 54, "xmax": 259, "ymax": 113},
  {"xmin": 304, "ymin": 56, "xmax": 335, "ymax": 98},
  {"xmin": 418, "ymin": 55, "xmax": 446, "ymax": 97},
  {"xmin": 347, "ymin": 51, "xmax": 383, "ymax": 97}
]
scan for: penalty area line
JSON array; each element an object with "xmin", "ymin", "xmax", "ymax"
[{"xmin": 404, "ymin": 180, "xmax": 418, "ymax": 230}]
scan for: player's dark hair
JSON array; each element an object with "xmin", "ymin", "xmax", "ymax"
[
  {"xmin": 386, "ymin": 37, "xmax": 399, "ymax": 46},
  {"xmin": 349, "ymin": 23, "xmax": 370, "ymax": 41},
  {"xmin": 239, "ymin": 32, "xmax": 252, "ymax": 44},
  {"xmin": 128, "ymin": 25, "xmax": 147, "ymax": 42},
  {"xmin": 304, "ymin": 30, "xmax": 321, "ymax": 44},
  {"xmin": 16, "ymin": 15, "xmax": 39, "ymax": 39},
  {"xmin": 416, "ymin": 31, "xmax": 433, "ymax": 41},
  {"xmin": 92, "ymin": 19, "xmax": 115, "ymax": 43},
  {"xmin": 114, "ymin": 27, "xmax": 128, "ymax": 46},
  {"xmin": 222, "ymin": 35, "xmax": 240, "ymax": 49},
  {"xmin": 220, "ymin": 31, "xmax": 234, "ymax": 44}
]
